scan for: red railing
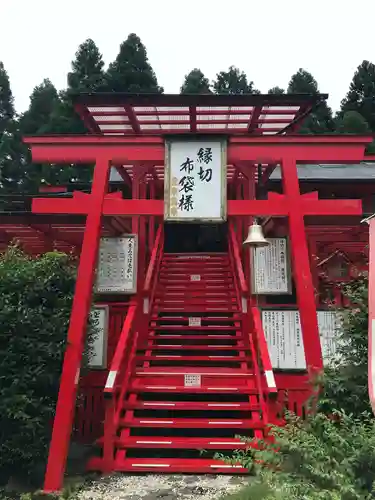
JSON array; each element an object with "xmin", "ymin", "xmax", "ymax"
[
  {"xmin": 143, "ymin": 224, "xmax": 164, "ymax": 314},
  {"xmin": 100, "ymin": 224, "xmax": 164, "ymax": 470},
  {"xmin": 102, "ymin": 302, "xmax": 138, "ymax": 470},
  {"xmin": 228, "ymin": 221, "xmax": 276, "ymax": 396}
]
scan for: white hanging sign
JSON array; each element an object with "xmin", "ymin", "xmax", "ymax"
[
  {"xmin": 189, "ymin": 317, "xmax": 201, "ymax": 327},
  {"xmin": 190, "ymin": 274, "xmax": 201, "ymax": 281},
  {"xmin": 164, "ymin": 139, "xmax": 227, "ymax": 222},
  {"xmin": 95, "ymin": 234, "xmax": 138, "ymax": 294},
  {"xmin": 184, "ymin": 374, "xmax": 201, "ymax": 387},
  {"xmin": 88, "ymin": 305, "xmax": 109, "ymax": 369},
  {"xmin": 261, "ymin": 309, "xmax": 342, "ymax": 370},
  {"xmin": 252, "ymin": 238, "xmax": 291, "ymax": 295}
]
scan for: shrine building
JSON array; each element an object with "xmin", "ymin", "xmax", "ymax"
[{"xmin": 2, "ymin": 92, "xmax": 373, "ymax": 491}]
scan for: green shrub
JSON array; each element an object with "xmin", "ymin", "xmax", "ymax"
[
  {"xmin": 220, "ymin": 411, "xmax": 375, "ymax": 499},
  {"xmin": 220, "ymin": 275, "xmax": 375, "ymax": 499},
  {"xmin": 0, "ymin": 247, "xmax": 94, "ymax": 484}
]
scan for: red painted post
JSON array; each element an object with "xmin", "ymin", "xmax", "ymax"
[
  {"xmin": 368, "ymin": 218, "xmax": 375, "ymax": 416},
  {"xmin": 280, "ymin": 156, "xmax": 323, "ymax": 371},
  {"xmin": 148, "ymin": 181, "xmax": 156, "ymax": 252},
  {"xmin": 43, "ymin": 157, "xmax": 110, "ymax": 492},
  {"xmin": 138, "ymin": 182, "xmax": 147, "ymax": 290}
]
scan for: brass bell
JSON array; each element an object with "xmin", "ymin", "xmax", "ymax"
[{"xmin": 243, "ymin": 220, "xmax": 269, "ymax": 248}]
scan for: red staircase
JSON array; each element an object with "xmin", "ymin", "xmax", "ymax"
[{"xmin": 88, "ymin": 225, "xmax": 276, "ymax": 474}]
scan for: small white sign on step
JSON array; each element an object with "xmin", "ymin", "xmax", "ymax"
[
  {"xmin": 190, "ymin": 274, "xmax": 201, "ymax": 281},
  {"xmin": 184, "ymin": 374, "xmax": 201, "ymax": 387},
  {"xmin": 189, "ymin": 317, "xmax": 201, "ymax": 327}
]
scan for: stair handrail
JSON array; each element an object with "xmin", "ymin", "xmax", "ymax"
[
  {"xmin": 102, "ymin": 301, "xmax": 138, "ymax": 470},
  {"xmin": 250, "ymin": 305, "xmax": 277, "ymax": 395},
  {"xmin": 228, "ymin": 222, "xmax": 248, "ymax": 311},
  {"xmin": 143, "ymin": 224, "xmax": 164, "ymax": 314},
  {"xmin": 104, "ymin": 301, "xmax": 137, "ymax": 398},
  {"xmin": 228, "ymin": 221, "xmax": 276, "ymax": 395}
]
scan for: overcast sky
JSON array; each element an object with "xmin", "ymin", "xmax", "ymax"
[{"xmin": 1, "ymin": 0, "xmax": 374, "ymax": 114}]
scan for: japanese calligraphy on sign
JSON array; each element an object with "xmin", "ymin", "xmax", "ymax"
[
  {"xmin": 88, "ymin": 305, "xmax": 109, "ymax": 369},
  {"xmin": 261, "ymin": 309, "xmax": 342, "ymax": 370},
  {"xmin": 252, "ymin": 238, "xmax": 291, "ymax": 295},
  {"xmin": 165, "ymin": 140, "xmax": 227, "ymax": 222},
  {"xmin": 95, "ymin": 235, "xmax": 138, "ymax": 294}
]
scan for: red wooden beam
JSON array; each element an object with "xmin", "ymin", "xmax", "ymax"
[
  {"xmin": 32, "ymin": 195, "xmax": 362, "ymax": 217},
  {"xmin": 23, "ymin": 135, "xmax": 372, "ymax": 165}
]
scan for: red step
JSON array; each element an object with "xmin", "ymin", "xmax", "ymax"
[
  {"xmin": 120, "ymin": 418, "xmax": 261, "ymax": 429},
  {"xmin": 121, "ymin": 401, "xmax": 260, "ymax": 411},
  {"xmin": 87, "ymin": 457, "xmax": 247, "ymax": 473},
  {"xmin": 129, "ymin": 383, "xmax": 260, "ymax": 394}
]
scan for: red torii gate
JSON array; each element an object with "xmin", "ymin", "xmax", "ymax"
[{"xmin": 24, "ymin": 132, "xmax": 369, "ymax": 492}]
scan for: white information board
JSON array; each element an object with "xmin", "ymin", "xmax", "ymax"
[
  {"xmin": 252, "ymin": 238, "xmax": 291, "ymax": 295},
  {"xmin": 88, "ymin": 305, "xmax": 109, "ymax": 369},
  {"xmin": 262, "ymin": 309, "xmax": 342, "ymax": 370},
  {"xmin": 95, "ymin": 235, "xmax": 137, "ymax": 294},
  {"xmin": 164, "ymin": 139, "xmax": 227, "ymax": 222},
  {"xmin": 184, "ymin": 374, "xmax": 201, "ymax": 387}
]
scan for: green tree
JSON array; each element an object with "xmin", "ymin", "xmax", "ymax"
[
  {"xmin": 0, "ymin": 61, "xmax": 14, "ymax": 136},
  {"xmin": 0, "ymin": 62, "xmax": 25, "ymax": 194},
  {"xmin": 213, "ymin": 66, "xmax": 260, "ymax": 95},
  {"xmin": 48, "ymin": 38, "xmax": 106, "ymax": 136},
  {"xmin": 287, "ymin": 68, "xmax": 334, "ymax": 134},
  {"xmin": 31, "ymin": 39, "xmax": 107, "ymax": 187},
  {"xmin": 268, "ymin": 86, "xmax": 285, "ymax": 94},
  {"xmin": 105, "ymin": 33, "xmax": 163, "ymax": 93},
  {"xmin": 341, "ymin": 60, "xmax": 375, "ymax": 132},
  {"xmin": 180, "ymin": 68, "xmax": 211, "ymax": 94},
  {"xmin": 19, "ymin": 79, "xmax": 59, "ymax": 135},
  {"xmin": 67, "ymin": 38, "xmax": 105, "ymax": 94}
]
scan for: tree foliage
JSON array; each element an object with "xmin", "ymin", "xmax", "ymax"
[
  {"xmin": 180, "ymin": 68, "xmax": 211, "ymax": 94},
  {"xmin": 0, "ymin": 62, "xmax": 25, "ymax": 194},
  {"xmin": 105, "ymin": 33, "xmax": 163, "ymax": 93},
  {"xmin": 268, "ymin": 86, "xmax": 285, "ymax": 95},
  {"xmin": 67, "ymin": 38, "xmax": 105, "ymax": 94},
  {"xmin": 318, "ymin": 276, "xmax": 370, "ymax": 418},
  {"xmin": 0, "ymin": 247, "xmax": 94, "ymax": 483},
  {"xmin": 335, "ymin": 110, "xmax": 371, "ymax": 134},
  {"xmin": 341, "ymin": 60, "xmax": 375, "ymax": 132},
  {"xmin": 213, "ymin": 66, "xmax": 259, "ymax": 95},
  {"xmin": 287, "ymin": 68, "xmax": 334, "ymax": 134}
]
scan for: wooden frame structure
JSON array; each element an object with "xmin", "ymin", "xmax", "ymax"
[{"xmin": 16, "ymin": 93, "xmax": 373, "ymax": 491}]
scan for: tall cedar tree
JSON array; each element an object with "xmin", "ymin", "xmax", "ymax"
[
  {"xmin": 19, "ymin": 79, "xmax": 59, "ymax": 135},
  {"xmin": 0, "ymin": 62, "xmax": 25, "ymax": 194},
  {"xmin": 38, "ymin": 39, "xmax": 106, "ymax": 186},
  {"xmin": 213, "ymin": 66, "xmax": 260, "ymax": 94},
  {"xmin": 180, "ymin": 69, "xmax": 211, "ymax": 94},
  {"xmin": 287, "ymin": 68, "xmax": 334, "ymax": 134},
  {"xmin": 18, "ymin": 80, "xmax": 68, "ymax": 190},
  {"xmin": 105, "ymin": 33, "xmax": 163, "ymax": 93},
  {"xmin": 341, "ymin": 60, "xmax": 375, "ymax": 132},
  {"xmin": 48, "ymin": 38, "xmax": 106, "ymax": 135}
]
